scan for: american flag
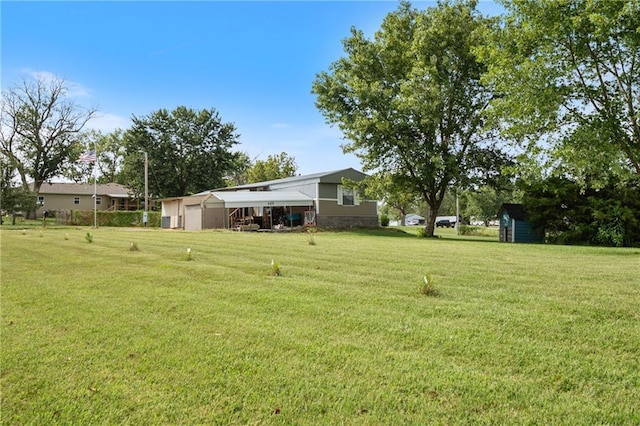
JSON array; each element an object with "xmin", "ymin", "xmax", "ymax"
[{"xmin": 78, "ymin": 151, "xmax": 97, "ymax": 163}]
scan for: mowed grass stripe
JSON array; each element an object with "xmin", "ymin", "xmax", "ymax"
[{"xmin": 1, "ymin": 227, "xmax": 639, "ymax": 424}]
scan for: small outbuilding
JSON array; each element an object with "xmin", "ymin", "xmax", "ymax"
[{"xmin": 497, "ymin": 203, "xmax": 544, "ymax": 243}]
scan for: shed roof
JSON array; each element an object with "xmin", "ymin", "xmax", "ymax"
[
  {"xmin": 498, "ymin": 203, "xmax": 528, "ymax": 220},
  {"xmin": 204, "ymin": 191, "xmax": 314, "ymax": 208}
]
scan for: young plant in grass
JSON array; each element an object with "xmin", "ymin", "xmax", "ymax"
[
  {"xmin": 271, "ymin": 259, "xmax": 281, "ymax": 276},
  {"xmin": 419, "ymin": 274, "xmax": 439, "ymax": 297},
  {"xmin": 129, "ymin": 242, "xmax": 139, "ymax": 251},
  {"xmin": 185, "ymin": 247, "xmax": 193, "ymax": 261},
  {"xmin": 306, "ymin": 226, "xmax": 317, "ymax": 245},
  {"xmin": 85, "ymin": 232, "xmax": 93, "ymax": 243}
]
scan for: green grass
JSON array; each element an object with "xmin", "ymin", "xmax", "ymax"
[{"xmin": 2, "ymin": 226, "xmax": 639, "ymax": 424}]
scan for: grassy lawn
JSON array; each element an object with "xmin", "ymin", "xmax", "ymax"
[{"xmin": 1, "ymin": 226, "xmax": 639, "ymax": 424}]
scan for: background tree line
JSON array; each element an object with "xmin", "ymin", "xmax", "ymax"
[{"xmin": 1, "ymin": 75, "xmax": 297, "ymax": 218}]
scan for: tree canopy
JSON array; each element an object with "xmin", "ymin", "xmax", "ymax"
[
  {"xmin": 245, "ymin": 152, "xmax": 298, "ymax": 184},
  {"xmin": 0, "ymin": 75, "xmax": 96, "ymax": 194},
  {"xmin": 480, "ymin": 0, "xmax": 640, "ymax": 181},
  {"xmin": 121, "ymin": 106, "xmax": 241, "ymax": 199},
  {"xmin": 312, "ymin": 0, "xmax": 509, "ymax": 236}
]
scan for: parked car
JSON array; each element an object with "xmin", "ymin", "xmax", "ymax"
[{"xmin": 436, "ymin": 219, "xmax": 454, "ymax": 228}]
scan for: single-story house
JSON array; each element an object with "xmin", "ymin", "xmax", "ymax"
[
  {"xmin": 498, "ymin": 203, "xmax": 544, "ymax": 243},
  {"xmin": 405, "ymin": 214, "xmax": 425, "ymax": 226},
  {"xmin": 160, "ymin": 168, "xmax": 379, "ymax": 230},
  {"xmin": 30, "ymin": 182, "xmax": 137, "ymax": 218}
]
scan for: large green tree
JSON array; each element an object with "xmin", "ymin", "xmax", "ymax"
[
  {"xmin": 0, "ymin": 75, "xmax": 96, "ymax": 195},
  {"xmin": 245, "ymin": 152, "xmax": 297, "ymax": 184},
  {"xmin": 224, "ymin": 151, "xmax": 252, "ymax": 187},
  {"xmin": 121, "ymin": 106, "xmax": 240, "ymax": 199},
  {"xmin": 0, "ymin": 157, "xmax": 36, "ymax": 224},
  {"xmin": 463, "ymin": 185, "xmax": 513, "ymax": 226},
  {"xmin": 360, "ymin": 172, "xmax": 420, "ymax": 225},
  {"xmin": 62, "ymin": 129, "xmax": 127, "ymax": 184},
  {"xmin": 312, "ymin": 1, "xmax": 508, "ymax": 236},
  {"xmin": 480, "ymin": 0, "xmax": 640, "ymax": 181}
]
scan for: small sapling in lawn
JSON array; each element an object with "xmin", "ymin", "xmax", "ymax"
[
  {"xmin": 129, "ymin": 242, "xmax": 139, "ymax": 251},
  {"xmin": 419, "ymin": 274, "xmax": 439, "ymax": 297},
  {"xmin": 185, "ymin": 247, "xmax": 193, "ymax": 261},
  {"xmin": 271, "ymin": 259, "xmax": 281, "ymax": 276},
  {"xmin": 306, "ymin": 226, "xmax": 318, "ymax": 245},
  {"xmin": 85, "ymin": 232, "xmax": 93, "ymax": 243}
]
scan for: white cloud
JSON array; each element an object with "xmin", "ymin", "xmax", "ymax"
[
  {"xmin": 87, "ymin": 112, "xmax": 130, "ymax": 133},
  {"xmin": 22, "ymin": 69, "xmax": 92, "ymax": 98}
]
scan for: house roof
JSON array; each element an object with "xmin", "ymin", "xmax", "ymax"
[
  {"xmin": 161, "ymin": 168, "xmax": 368, "ymax": 205},
  {"xmin": 31, "ymin": 182, "xmax": 132, "ymax": 197},
  {"xmin": 405, "ymin": 213, "xmax": 425, "ymax": 220},
  {"xmin": 498, "ymin": 203, "xmax": 528, "ymax": 220},
  {"xmin": 214, "ymin": 168, "xmax": 367, "ymax": 192}
]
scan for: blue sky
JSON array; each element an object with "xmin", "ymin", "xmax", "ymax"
[{"xmin": 2, "ymin": 1, "xmax": 504, "ymax": 176}]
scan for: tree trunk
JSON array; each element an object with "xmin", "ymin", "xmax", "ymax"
[{"xmin": 424, "ymin": 207, "xmax": 438, "ymax": 237}]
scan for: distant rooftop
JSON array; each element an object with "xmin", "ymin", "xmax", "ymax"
[{"xmin": 30, "ymin": 182, "xmax": 132, "ymax": 196}]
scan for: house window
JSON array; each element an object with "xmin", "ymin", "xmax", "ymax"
[
  {"xmin": 337, "ymin": 185, "xmax": 358, "ymax": 206},
  {"xmin": 96, "ymin": 197, "xmax": 102, "ymax": 205},
  {"xmin": 74, "ymin": 197, "xmax": 80, "ymax": 205},
  {"xmin": 37, "ymin": 196, "xmax": 45, "ymax": 206}
]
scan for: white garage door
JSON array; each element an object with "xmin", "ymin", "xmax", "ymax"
[{"xmin": 184, "ymin": 205, "xmax": 202, "ymax": 231}]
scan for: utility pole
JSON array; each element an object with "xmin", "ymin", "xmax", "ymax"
[{"xmin": 142, "ymin": 151, "xmax": 149, "ymax": 227}]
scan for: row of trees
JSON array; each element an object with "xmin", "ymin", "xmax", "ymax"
[
  {"xmin": 1, "ymin": 75, "xmax": 298, "ymax": 216},
  {"xmin": 312, "ymin": 0, "xmax": 639, "ymax": 245}
]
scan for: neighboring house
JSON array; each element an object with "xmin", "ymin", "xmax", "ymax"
[
  {"xmin": 30, "ymin": 182, "xmax": 137, "ymax": 218},
  {"xmin": 160, "ymin": 168, "xmax": 379, "ymax": 230},
  {"xmin": 405, "ymin": 214, "xmax": 425, "ymax": 226},
  {"xmin": 498, "ymin": 203, "xmax": 544, "ymax": 243}
]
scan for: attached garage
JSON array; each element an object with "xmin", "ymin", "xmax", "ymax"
[{"xmin": 161, "ymin": 191, "xmax": 314, "ymax": 231}]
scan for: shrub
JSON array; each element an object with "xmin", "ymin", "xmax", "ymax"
[
  {"xmin": 380, "ymin": 214, "xmax": 390, "ymax": 227},
  {"xmin": 66, "ymin": 210, "xmax": 161, "ymax": 227},
  {"xmin": 458, "ymin": 225, "xmax": 498, "ymax": 238}
]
